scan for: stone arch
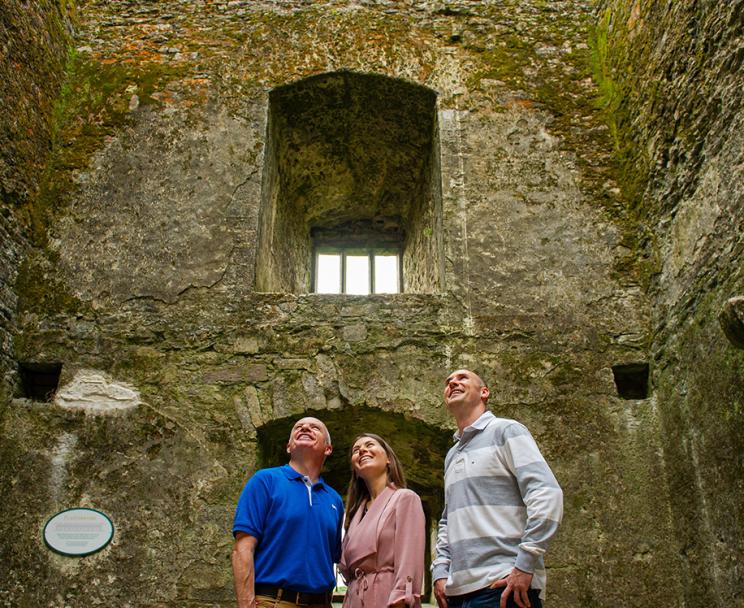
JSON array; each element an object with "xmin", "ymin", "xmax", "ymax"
[
  {"xmin": 255, "ymin": 71, "xmax": 445, "ymax": 294},
  {"xmin": 256, "ymin": 406, "xmax": 452, "ymax": 598}
]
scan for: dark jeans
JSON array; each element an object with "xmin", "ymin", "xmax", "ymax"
[{"xmin": 447, "ymin": 586, "xmax": 543, "ymax": 608}]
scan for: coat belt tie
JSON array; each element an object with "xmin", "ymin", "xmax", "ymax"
[{"xmin": 351, "ymin": 567, "xmax": 400, "ymax": 606}]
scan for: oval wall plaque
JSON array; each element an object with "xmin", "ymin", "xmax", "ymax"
[{"xmin": 43, "ymin": 508, "xmax": 114, "ymax": 557}]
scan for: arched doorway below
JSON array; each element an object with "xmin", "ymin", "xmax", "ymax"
[{"xmin": 256, "ymin": 406, "xmax": 452, "ymax": 600}]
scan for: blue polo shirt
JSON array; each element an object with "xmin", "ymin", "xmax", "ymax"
[{"xmin": 232, "ymin": 464, "xmax": 344, "ymax": 594}]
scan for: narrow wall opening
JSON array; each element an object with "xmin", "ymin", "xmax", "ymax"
[
  {"xmin": 612, "ymin": 362, "xmax": 650, "ymax": 399},
  {"xmin": 255, "ymin": 71, "xmax": 444, "ymax": 294},
  {"xmin": 18, "ymin": 361, "xmax": 62, "ymax": 401}
]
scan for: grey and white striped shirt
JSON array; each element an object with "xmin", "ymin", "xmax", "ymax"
[{"xmin": 431, "ymin": 411, "xmax": 563, "ymax": 598}]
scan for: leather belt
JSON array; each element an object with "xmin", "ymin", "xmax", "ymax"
[{"xmin": 254, "ymin": 584, "xmax": 332, "ymax": 606}]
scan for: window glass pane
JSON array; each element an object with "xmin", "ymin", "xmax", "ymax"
[
  {"xmin": 345, "ymin": 255, "xmax": 370, "ymax": 295},
  {"xmin": 374, "ymin": 255, "xmax": 399, "ymax": 293},
  {"xmin": 316, "ymin": 254, "xmax": 341, "ymax": 293}
]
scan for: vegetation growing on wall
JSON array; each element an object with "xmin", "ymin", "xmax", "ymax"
[
  {"xmin": 590, "ymin": 1, "xmax": 742, "ymax": 224},
  {"xmin": 0, "ymin": 0, "xmax": 72, "ymax": 213},
  {"xmin": 29, "ymin": 51, "xmax": 189, "ymax": 246},
  {"xmin": 590, "ymin": 5, "xmax": 651, "ymax": 214},
  {"xmin": 0, "ymin": 0, "xmax": 76, "ymax": 403},
  {"xmin": 591, "ymin": 2, "xmax": 744, "ymax": 605}
]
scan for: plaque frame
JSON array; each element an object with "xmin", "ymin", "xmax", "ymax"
[{"xmin": 43, "ymin": 507, "xmax": 115, "ymax": 557}]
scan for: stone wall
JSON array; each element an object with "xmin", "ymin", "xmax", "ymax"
[
  {"xmin": 0, "ymin": 205, "xmax": 27, "ymax": 400},
  {"xmin": 0, "ymin": 1, "xmax": 71, "ymax": 400},
  {"xmin": 3, "ymin": 0, "xmax": 739, "ymax": 606},
  {"xmin": 594, "ymin": 1, "xmax": 744, "ymax": 605}
]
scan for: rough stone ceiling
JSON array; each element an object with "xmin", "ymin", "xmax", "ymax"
[{"xmin": 269, "ymin": 71, "xmax": 438, "ymax": 228}]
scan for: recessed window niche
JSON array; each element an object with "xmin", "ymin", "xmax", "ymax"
[{"xmin": 255, "ymin": 71, "xmax": 444, "ymax": 294}]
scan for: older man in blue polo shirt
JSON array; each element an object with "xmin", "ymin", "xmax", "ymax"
[{"xmin": 232, "ymin": 416, "xmax": 344, "ymax": 608}]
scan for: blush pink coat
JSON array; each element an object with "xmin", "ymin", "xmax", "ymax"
[{"xmin": 339, "ymin": 486, "xmax": 425, "ymax": 608}]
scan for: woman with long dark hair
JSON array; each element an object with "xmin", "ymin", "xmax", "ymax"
[{"xmin": 339, "ymin": 433, "xmax": 425, "ymax": 608}]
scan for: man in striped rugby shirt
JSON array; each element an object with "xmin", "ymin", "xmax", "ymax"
[{"xmin": 432, "ymin": 369, "xmax": 563, "ymax": 608}]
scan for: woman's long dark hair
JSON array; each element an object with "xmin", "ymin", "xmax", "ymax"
[{"xmin": 344, "ymin": 433, "xmax": 407, "ymax": 531}]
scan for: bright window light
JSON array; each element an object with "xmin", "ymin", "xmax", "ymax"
[
  {"xmin": 316, "ymin": 254, "xmax": 341, "ymax": 293},
  {"xmin": 314, "ymin": 248, "xmax": 401, "ymax": 294},
  {"xmin": 345, "ymin": 255, "xmax": 370, "ymax": 295},
  {"xmin": 374, "ymin": 255, "xmax": 398, "ymax": 293}
]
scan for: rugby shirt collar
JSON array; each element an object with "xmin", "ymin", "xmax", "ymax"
[{"xmin": 453, "ymin": 409, "xmax": 495, "ymax": 442}]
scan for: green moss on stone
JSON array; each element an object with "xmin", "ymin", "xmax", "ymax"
[
  {"xmin": 14, "ymin": 252, "xmax": 83, "ymax": 316},
  {"xmin": 0, "ymin": 0, "xmax": 72, "ymax": 212},
  {"xmin": 467, "ymin": 34, "xmax": 533, "ymax": 90},
  {"xmin": 24, "ymin": 50, "xmax": 189, "ymax": 246},
  {"xmin": 220, "ymin": 8, "xmax": 434, "ymax": 94},
  {"xmin": 589, "ymin": 8, "xmax": 651, "ymax": 216}
]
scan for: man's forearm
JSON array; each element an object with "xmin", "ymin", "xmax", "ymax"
[
  {"xmin": 431, "ymin": 514, "xmax": 451, "ymax": 582},
  {"xmin": 502, "ymin": 425, "xmax": 563, "ymax": 572},
  {"xmin": 517, "ymin": 480, "xmax": 563, "ymax": 573},
  {"xmin": 232, "ymin": 542, "xmax": 256, "ymax": 608},
  {"xmin": 432, "ymin": 520, "xmax": 450, "ymax": 608}
]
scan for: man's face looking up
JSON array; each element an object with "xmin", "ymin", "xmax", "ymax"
[
  {"xmin": 286, "ymin": 417, "xmax": 332, "ymax": 458},
  {"xmin": 444, "ymin": 369, "xmax": 489, "ymax": 412}
]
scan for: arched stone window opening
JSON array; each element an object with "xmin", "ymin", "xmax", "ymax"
[
  {"xmin": 255, "ymin": 71, "xmax": 444, "ymax": 295},
  {"xmin": 256, "ymin": 407, "xmax": 451, "ymax": 600}
]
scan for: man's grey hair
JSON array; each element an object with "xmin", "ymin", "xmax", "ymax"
[{"xmin": 317, "ymin": 423, "xmax": 331, "ymax": 445}]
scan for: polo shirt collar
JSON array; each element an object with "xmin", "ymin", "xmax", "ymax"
[
  {"xmin": 281, "ymin": 463, "xmax": 327, "ymax": 488},
  {"xmin": 454, "ymin": 410, "xmax": 494, "ymax": 442}
]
